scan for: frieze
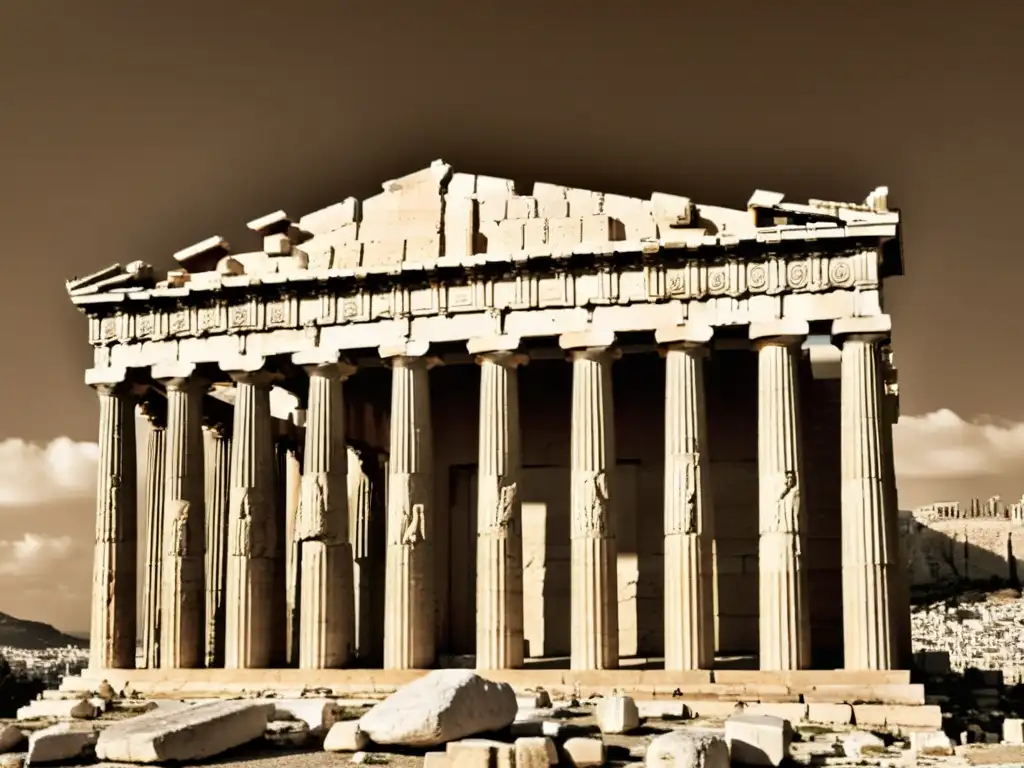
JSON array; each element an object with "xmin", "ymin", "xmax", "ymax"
[{"xmin": 84, "ymin": 250, "xmax": 880, "ymax": 347}]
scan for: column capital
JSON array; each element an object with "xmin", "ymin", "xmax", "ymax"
[
  {"xmin": 749, "ymin": 318, "xmax": 809, "ymax": 347},
  {"xmin": 86, "ymin": 367, "xmax": 148, "ymax": 397},
  {"xmin": 831, "ymin": 314, "xmax": 893, "ymax": 344},
  {"xmin": 292, "ymin": 348, "xmax": 358, "ymax": 379},
  {"xmin": 218, "ymin": 355, "xmax": 282, "ymax": 385},
  {"xmin": 655, "ymin": 323, "xmax": 714, "ymax": 353},
  {"xmin": 378, "ymin": 340, "xmax": 442, "ymax": 369},
  {"xmin": 467, "ymin": 334, "xmax": 522, "ymax": 355},
  {"xmin": 152, "ymin": 362, "xmax": 211, "ymax": 391},
  {"xmin": 558, "ymin": 329, "xmax": 621, "ymax": 362}
]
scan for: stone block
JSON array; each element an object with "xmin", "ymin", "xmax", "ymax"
[
  {"xmin": 851, "ymin": 704, "xmax": 942, "ymax": 729},
  {"xmin": 94, "ymin": 700, "xmax": 274, "ymax": 763},
  {"xmin": 447, "ymin": 738, "xmax": 514, "ymax": 768},
  {"xmin": 562, "ymin": 736, "xmax": 605, "ymax": 767},
  {"xmin": 448, "ymin": 173, "xmax": 476, "ymax": 197},
  {"xmin": 547, "ymin": 218, "xmax": 582, "ymax": 249},
  {"xmin": 581, "ymin": 215, "xmax": 614, "ymax": 244},
  {"xmin": 724, "ymin": 714, "xmax": 792, "ymax": 767},
  {"xmin": 299, "ymin": 198, "xmax": 360, "ymax": 235},
  {"xmin": 644, "ymin": 730, "xmax": 729, "ymax": 767},
  {"xmin": 17, "ymin": 698, "xmax": 98, "ymax": 721},
  {"xmin": 524, "ymin": 218, "xmax": 549, "ymax": 249},
  {"xmin": 264, "ymin": 233, "xmax": 292, "ymax": 255},
  {"xmin": 26, "ymin": 723, "xmax": 98, "ymax": 765},
  {"xmin": 361, "ymin": 240, "xmax": 405, "ymax": 269},
  {"xmin": 507, "ymin": 197, "xmax": 538, "ymax": 219},
  {"xmin": 270, "ymin": 699, "xmax": 348, "ymax": 733},
  {"xmin": 323, "ymin": 720, "xmax": 369, "ymax": 752},
  {"xmin": 1004, "ymin": 718, "xmax": 1023, "ymax": 744},
  {"xmin": 744, "ymin": 703, "xmax": 806, "ymax": 723},
  {"xmin": 359, "ymin": 670, "xmax": 518, "ymax": 747},
  {"xmin": 406, "ymin": 234, "xmax": 442, "ymax": 263},
  {"xmin": 537, "ymin": 197, "xmax": 569, "ymax": 218},
  {"xmin": 479, "ymin": 198, "xmax": 508, "ymax": 222},
  {"xmin": 910, "ymin": 730, "xmax": 955, "ymax": 756},
  {"xmin": 595, "ymin": 695, "xmax": 640, "ymax": 734},
  {"xmin": 476, "ymin": 175, "xmax": 515, "ymax": 198},
  {"xmin": 0, "ymin": 754, "xmax": 24, "ymax": 768},
  {"xmin": 566, "ymin": 188, "xmax": 603, "ymax": 217},
  {"xmin": 636, "ymin": 700, "xmax": 687, "ymax": 719},
  {"xmin": 0, "ymin": 725, "xmax": 24, "ymax": 753},
  {"xmin": 842, "ymin": 731, "xmax": 885, "ymax": 759},
  {"xmin": 515, "ymin": 736, "xmax": 557, "ymax": 768},
  {"xmin": 424, "ymin": 751, "xmax": 451, "ymax": 768},
  {"xmin": 265, "ymin": 720, "xmax": 312, "ymax": 748},
  {"xmin": 805, "ymin": 703, "xmax": 851, "ymax": 725}
]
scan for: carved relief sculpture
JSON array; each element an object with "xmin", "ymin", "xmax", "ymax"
[
  {"xmin": 167, "ymin": 500, "xmax": 190, "ymax": 557},
  {"xmin": 682, "ymin": 453, "xmax": 699, "ymax": 535},
  {"xmin": 770, "ymin": 470, "xmax": 801, "ymax": 535},
  {"xmin": 400, "ymin": 502, "xmax": 425, "ymax": 546},
  {"xmin": 495, "ymin": 480, "xmax": 517, "ymax": 533},
  {"xmin": 296, "ymin": 473, "xmax": 329, "ymax": 542},
  {"xmin": 579, "ymin": 471, "xmax": 610, "ymax": 537}
]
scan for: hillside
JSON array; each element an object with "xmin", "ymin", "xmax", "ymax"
[{"xmin": 0, "ymin": 612, "xmax": 88, "ymax": 650}]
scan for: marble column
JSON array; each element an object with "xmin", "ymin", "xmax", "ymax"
[
  {"xmin": 560, "ymin": 330, "xmax": 620, "ymax": 671},
  {"xmin": 294, "ymin": 352, "xmax": 358, "ymax": 668},
  {"xmin": 349, "ymin": 445, "xmax": 385, "ymax": 665},
  {"xmin": 882, "ymin": 347, "xmax": 913, "ymax": 668},
  {"xmin": 832, "ymin": 317, "xmax": 897, "ymax": 669},
  {"xmin": 656, "ymin": 324, "xmax": 716, "ymax": 671},
  {"xmin": 222, "ymin": 361, "xmax": 280, "ymax": 669},
  {"xmin": 155, "ymin": 364, "xmax": 208, "ymax": 669},
  {"xmin": 203, "ymin": 414, "xmax": 232, "ymax": 668},
  {"xmin": 139, "ymin": 395, "xmax": 167, "ymax": 669},
  {"xmin": 280, "ymin": 425, "xmax": 304, "ymax": 668},
  {"xmin": 750, "ymin": 320, "xmax": 811, "ymax": 671},
  {"xmin": 380, "ymin": 341, "xmax": 436, "ymax": 670},
  {"xmin": 469, "ymin": 336, "xmax": 527, "ymax": 670},
  {"xmin": 86, "ymin": 369, "xmax": 139, "ymax": 670}
]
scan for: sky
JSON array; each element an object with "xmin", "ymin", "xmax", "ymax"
[{"xmin": 0, "ymin": 0, "xmax": 1022, "ymax": 632}]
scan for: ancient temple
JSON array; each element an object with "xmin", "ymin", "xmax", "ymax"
[{"xmin": 60, "ymin": 161, "xmax": 923, "ymax": 708}]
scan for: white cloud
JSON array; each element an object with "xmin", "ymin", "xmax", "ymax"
[
  {"xmin": 0, "ymin": 533, "xmax": 73, "ymax": 576},
  {"xmin": 893, "ymin": 408, "xmax": 1024, "ymax": 479},
  {"xmin": 0, "ymin": 437, "xmax": 99, "ymax": 506}
]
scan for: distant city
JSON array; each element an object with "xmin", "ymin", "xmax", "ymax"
[
  {"xmin": 914, "ymin": 494, "xmax": 1024, "ymax": 523},
  {"xmin": 1, "ymin": 645, "xmax": 89, "ymax": 688}
]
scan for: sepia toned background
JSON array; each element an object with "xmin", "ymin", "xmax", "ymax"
[{"xmin": 0, "ymin": 0, "xmax": 1021, "ymax": 632}]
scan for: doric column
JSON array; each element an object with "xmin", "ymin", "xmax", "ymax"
[
  {"xmin": 293, "ymin": 350, "xmax": 358, "ymax": 669},
  {"xmin": 750, "ymin": 320, "xmax": 811, "ymax": 671},
  {"xmin": 85, "ymin": 368, "xmax": 139, "ymax": 670},
  {"xmin": 203, "ymin": 411, "xmax": 232, "ymax": 668},
  {"xmin": 656, "ymin": 324, "xmax": 716, "ymax": 671},
  {"xmin": 349, "ymin": 446, "xmax": 385, "ymax": 665},
  {"xmin": 139, "ymin": 395, "xmax": 167, "ymax": 669},
  {"xmin": 380, "ymin": 341, "xmax": 437, "ymax": 670},
  {"xmin": 881, "ymin": 346, "xmax": 913, "ymax": 667},
  {"xmin": 468, "ymin": 335, "xmax": 527, "ymax": 670},
  {"xmin": 279, "ymin": 423, "xmax": 304, "ymax": 668},
  {"xmin": 221, "ymin": 357, "xmax": 281, "ymax": 669},
  {"xmin": 832, "ymin": 316, "xmax": 897, "ymax": 669},
  {"xmin": 153, "ymin": 363, "xmax": 208, "ymax": 669},
  {"xmin": 560, "ymin": 330, "xmax": 620, "ymax": 671}
]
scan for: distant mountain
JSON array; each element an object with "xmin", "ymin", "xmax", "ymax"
[{"xmin": 0, "ymin": 613, "xmax": 88, "ymax": 650}]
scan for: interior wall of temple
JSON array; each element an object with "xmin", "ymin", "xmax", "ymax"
[{"xmin": 422, "ymin": 349, "xmax": 844, "ymax": 666}]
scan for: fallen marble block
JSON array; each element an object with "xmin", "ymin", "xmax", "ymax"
[
  {"xmin": 645, "ymin": 730, "xmax": 729, "ymax": 768},
  {"xmin": 0, "ymin": 725, "xmax": 25, "ymax": 753},
  {"xmin": 725, "ymin": 714, "xmax": 792, "ymax": 767},
  {"xmin": 595, "ymin": 695, "xmax": 640, "ymax": 734},
  {"xmin": 26, "ymin": 723, "xmax": 97, "ymax": 765},
  {"xmin": 323, "ymin": 721, "xmax": 368, "ymax": 752},
  {"xmin": 94, "ymin": 699, "xmax": 275, "ymax": 763},
  {"xmin": 16, "ymin": 699, "xmax": 98, "ymax": 721},
  {"xmin": 359, "ymin": 669, "xmax": 517, "ymax": 747}
]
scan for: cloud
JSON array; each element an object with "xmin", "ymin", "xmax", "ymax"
[
  {"xmin": 0, "ymin": 437, "xmax": 99, "ymax": 506},
  {"xmin": 893, "ymin": 408, "xmax": 1024, "ymax": 479},
  {"xmin": 0, "ymin": 533, "xmax": 74, "ymax": 577}
]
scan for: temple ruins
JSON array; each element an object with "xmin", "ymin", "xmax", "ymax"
[{"xmin": 60, "ymin": 160, "xmax": 928, "ymax": 712}]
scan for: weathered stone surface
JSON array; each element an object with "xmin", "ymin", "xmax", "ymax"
[
  {"xmin": 26, "ymin": 723, "xmax": 97, "ymax": 765},
  {"xmin": 270, "ymin": 698, "xmax": 348, "ymax": 733},
  {"xmin": 16, "ymin": 698, "xmax": 98, "ymax": 721},
  {"xmin": 514, "ymin": 736, "xmax": 557, "ymax": 768},
  {"xmin": 0, "ymin": 753, "xmax": 24, "ymax": 768},
  {"xmin": 0, "ymin": 726, "xmax": 23, "ymax": 754},
  {"xmin": 595, "ymin": 695, "xmax": 640, "ymax": 734},
  {"xmin": 447, "ymin": 738, "xmax": 514, "ymax": 768},
  {"xmin": 1004, "ymin": 717, "xmax": 1024, "ymax": 745},
  {"xmin": 324, "ymin": 720, "xmax": 369, "ymax": 752},
  {"xmin": 95, "ymin": 700, "xmax": 274, "ymax": 763},
  {"xmin": 909, "ymin": 729, "xmax": 954, "ymax": 756},
  {"xmin": 265, "ymin": 719, "xmax": 311, "ymax": 748},
  {"xmin": 841, "ymin": 731, "xmax": 885, "ymax": 759},
  {"xmin": 645, "ymin": 730, "xmax": 729, "ymax": 768},
  {"xmin": 358, "ymin": 670, "xmax": 517, "ymax": 747},
  {"xmin": 562, "ymin": 736, "xmax": 605, "ymax": 767},
  {"xmin": 724, "ymin": 714, "xmax": 792, "ymax": 767},
  {"xmin": 423, "ymin": 751, "xmax": 450, "ymax": 768}
]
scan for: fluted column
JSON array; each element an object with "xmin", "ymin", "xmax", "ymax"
[
  {"xmin": 881, "ymin": 347, "xmax": 913, "ymax": 667},
  {"xmin": 656, "ymin": 325, "xmax": 716, "ymax": 670},
  {"xmin": 349, "ymin": 446, "xmax": 385, "ymax": 665},
  {"xmin": 280, "ymin": 424, "xmax": 304, "ymax": 668},
  {"xmin": 832, "ymin": 317, "xmax": 896, "ymax": 669},
  {"xmin": 380, "ymin": 341, "xmax": 437, "ymax": 670},
  {"xmin": 86, "ymin": 368, "xmax": 139, "ymax": 670},
  {"xmin": 139, "ymin": 396, "xmax": 167, "ymax": 669},
  {"xmin": 560, "ymin": 330, "xmax": 620, "ymax": 671},
  {"xmin": 154, "ymin": 364, "xmax": 208, "ymax": 669},
  {"xmin": 469, "ymin": 336, "xmax": 527, "ymax": 670},
  {"xmin": 203, "ymin": 413, "xmax": 232, "ymax": 668},
  {"xmin": 750, "ymin": 320, "xmax": 811, "ymax": 671},
  {"xmin": 294, "ymin": 351, "xmax": 358, "ymax": 669},
  {"xmin": 221, "ymin": 359, "xmax": 280, "ymax": 669}
]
